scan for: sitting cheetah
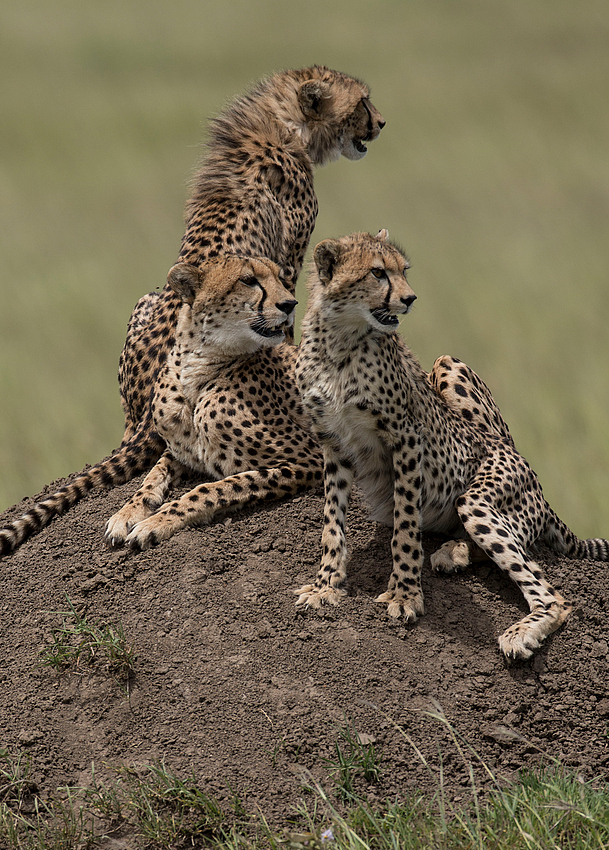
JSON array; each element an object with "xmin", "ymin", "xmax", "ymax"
[
  {"xmin": 105, "ymin": 256, "xmax": 322, "ymax": 549},
  {"xmin": 0, "ymin": 66, "xmax": 383, "ymax": 557},
  {"xmin": 294, "ymin": 230, "xmax": 609, "ymax": 659}
]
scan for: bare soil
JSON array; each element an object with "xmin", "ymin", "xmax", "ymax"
[{"xmin": 1, "ymin": 469, "xmax": 608, "ymax": 828}]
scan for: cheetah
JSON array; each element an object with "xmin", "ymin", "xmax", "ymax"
[
  {"xmin": 0, "ymin": 66, "xmax": 383, "ymax": 557},
  {"xmin": 294, "ymin": 230, "xmax": 609, "ymax": 660},
  {"xmin": 104, "ymin": 255, "xmax": 322, "ymax": 549}
]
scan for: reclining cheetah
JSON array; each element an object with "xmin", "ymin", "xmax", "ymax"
[
  {"xmin": 0, "ymin": 66, "xmax": 383, "ymax": 557},
  {"xmin": 294, "ymin": 230, "xmax": 609, "ymax": 659},
  {"xmin": 105, "ymin": 256, "xmax": 322, "ymax": 548}
]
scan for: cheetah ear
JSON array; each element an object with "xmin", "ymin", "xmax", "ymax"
[
  {"xmin": 298, "ymin": 80, "xmax": 331, "ymax": 118},
  {"xmin": 314, "ymin": 239, "xmax": 341, "ymax": 283},
  {"xmin": 280, "ymin": 264, "xmax": 296, "ymax": 286},
  {"xmin": 375, "ymin": 229, "xmax": 389, "ymax": 242},
  {"xmin": 167, "ymin": 262, "xmax": 202, "ymax": 305}
]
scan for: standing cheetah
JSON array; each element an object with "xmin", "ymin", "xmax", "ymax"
[
  {"xmin": 105, "ymin": 255, "xmax": 322, "ymax": 548},
  {"xmin": 0, "ymin": 66, "xmax": 383, "ymax": 557},
  {"xmin": 294, "ymin": 230, "xmax": 609, "ymax": 659}
]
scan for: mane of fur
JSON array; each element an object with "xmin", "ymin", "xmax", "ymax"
[{"xmin": 185, "ymin": 65, "xmax": 369, "ymax": 219}]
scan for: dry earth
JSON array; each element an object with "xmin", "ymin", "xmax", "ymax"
[{"xmin": 1, "ymin": 468, "xmax": 608, "ymax": 831}]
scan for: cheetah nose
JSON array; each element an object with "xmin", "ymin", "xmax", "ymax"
[
  {"xmin": 378, "ymin": 118, "xmax": 386, "ymax": 129},
  {"xmin": 401, "ymin": 294, "xmax": 417, "ymax": 310},
  {"xmin": 277, "ymin": 299, "xmax": 298, "ymax": 316}
]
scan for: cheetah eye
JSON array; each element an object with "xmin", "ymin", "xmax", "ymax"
[
  {"xmin": 240, "ymin": 276, "xmax": 259, "ymax": 288},
  {"xmin": 371, "ymin": 268, "xmax": 386, "ymax": 280}
]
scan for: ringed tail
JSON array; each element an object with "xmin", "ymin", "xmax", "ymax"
[
  {"xmin": 0, "ymin": 424, "xmax": 164, "ymax": 557},
  {"xmin": 543, "ymin": 508, "xmax": 609, "ymax": 561}
]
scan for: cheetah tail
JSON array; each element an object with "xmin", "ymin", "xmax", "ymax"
[
  {"xmin": 0, "ymin": 424, "xmax": 165, "ymax": 558},
  {"xmin": 542, "ymin": 508, "xmax": 609, "ymax": 561}
]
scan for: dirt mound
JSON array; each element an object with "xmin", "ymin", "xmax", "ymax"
[{"xmin": 1, "ymin": 471, "xmax": 608, "ymax": 824}]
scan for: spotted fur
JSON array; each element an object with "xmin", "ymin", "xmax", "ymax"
[
  {"xmin": 119, "ymin": 65, "xmax": 384, "ymax": 437},
  {"xmin": 105, "ymin": 256, "xmax": 323, "ymax": 549},
  {"xmin": 0, "ymin": 66, "xmax": 382, "ymax": 558},
  {"xmin": 294, "ymin": 230, "xmax": 609, "ymax": 660}
]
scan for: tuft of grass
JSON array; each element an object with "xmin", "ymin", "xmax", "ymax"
[
  {"xmin": 84, "ymin": 761, "xmax": 237, "ymax": 847},
  {"xmin": 38, "ymin": 596, "xmax": 135, "ymax": 686},
  {"xmin": 322, "ymin": 720, "xmax": 383, "ymax": 800},
  {"xmin": 0, "ymin": 749, "xmax": 95, "ymax": 850}
]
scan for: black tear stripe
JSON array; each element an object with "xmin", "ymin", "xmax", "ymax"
[{"xmin": 362, "ymin": 99, "xmax": 373, "ymax": 139}]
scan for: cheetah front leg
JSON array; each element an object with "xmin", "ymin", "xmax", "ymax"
[
  {"xmin": 120, "ymin": 460, "xmax": 322, "ymax": 551},
  {"xmin": 294, "ymin": 448, "xmax": 354, "ymax": 608},
  {"xmin": 376, "ymin": 432, "xmax": 425, "ymax": 621},
  {"xmin": 105, "ymin": 449, "xmax": 188, "ymax": 546}
]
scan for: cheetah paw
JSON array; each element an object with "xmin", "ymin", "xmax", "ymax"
[
  {"xmin": 431, "ymin": 540, "xmax": 472, "ymax": 574},
  {"xmin": 104, "ymin": 513, "xmax": 132, "ymax": 548},
  {"xmin": 498, "ymin": 601, "xmax": 573, "ymax": 660},
  {"xmin": 124, "ymin": 519, "xmax": 164, "ymax": 551},
  {"xmin": 498, "ymin": 627, "xmax": 541, "ymax": 661},
  {"xmin": 105, "ymin": 504, "xmax": 157, "ymax": 548},
  {"xmin": 376, "ymin": 590, "xmax": 425, "ymax": 622},
  {"xmin": 294, "ymin": 583, "xmax": 346, "ymax": 609}
]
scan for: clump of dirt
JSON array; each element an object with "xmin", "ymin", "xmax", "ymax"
[{"xmin": 1, "ymin": 470, "xmax": 608, "ymax": 825}]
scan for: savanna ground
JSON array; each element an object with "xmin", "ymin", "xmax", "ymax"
[
  {"xmin": 1, "ymin": 469, "xmax": 609, "ymax": 844},
  {"xmin": 2, "ymin": 0, "xmax": 609, "ymax": 845}
]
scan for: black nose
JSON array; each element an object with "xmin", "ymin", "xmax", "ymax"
[
  {"xmin": 378, "ymin": 119, "xmax": 386, "ymax": 129},
  {"xmin": 277, "ymin": 299, "xmax": 298, "ymax": 315},
  {"xmin": 401, "ymin": 294, "xmax": 416, "ymax": 308}
]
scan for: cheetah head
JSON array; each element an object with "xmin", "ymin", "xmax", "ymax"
[
  {"xmin": 294, "ymin": 67, "xmax": 385, "ymax": 165},
  {"xmin": 168, "ymin": 257, "xmax": 297, "ymax": 355},
  {"xmin": 310, "ymin": 230, "xmax": 416, "ymax": 334}
]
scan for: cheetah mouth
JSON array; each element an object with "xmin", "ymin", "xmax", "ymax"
[
  {"xmin": 371, "ymin": 308, "xmax": 399, "ymax": 327},
  {"xmin": 250, "ymin": 318, "xmax": 286, "ymax": 339},
  {"xmin": 354, "ymin": 139, "xmax": 368, "ymax": 154}
]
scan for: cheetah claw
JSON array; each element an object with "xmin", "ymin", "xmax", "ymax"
[
  {"xmin": 294, "ymin": 584, "xmax": 346, "ymax": 609},
  {"xmin": 376, "ymin": 590, "xmax": 425, "ymax": 622}
]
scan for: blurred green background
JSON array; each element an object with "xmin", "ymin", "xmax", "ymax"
[{"xmin": 1, "ymin": 0, "xmax": 608, "ymax": 538}]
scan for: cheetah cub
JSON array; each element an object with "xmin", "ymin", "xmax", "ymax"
[
  {"xmin": 105, "ymin": 256, "xmax": 322, "ymax": 550},
  {"xmin": 295, "ymin": 230, "xmax": 609, "ymax": 660}
]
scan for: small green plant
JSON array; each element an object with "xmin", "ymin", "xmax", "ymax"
[
  {"xmin": 39, "ymin": 596, "xmax": 135, "ymax": 685},
  {"xmin": 323, "ymin": 720, "xmax": 383, "ymax": 799}
]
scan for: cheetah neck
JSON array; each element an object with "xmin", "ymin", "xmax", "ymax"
[
  {"xmin": 303, "ymin": 308, "xmax": 379, "ymax": 364},
  {"xmin": 169, "ymin": 329, "xmax": 248, "ymax": 406},
  {"xmin": 302, "ymin": 305, "xmax": 465, "ymax": 438}
]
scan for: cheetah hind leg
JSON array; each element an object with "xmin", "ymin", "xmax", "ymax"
[
  {"xmin": 455, "ymin": 493, "xmax": 573, "ymax": 660},
  {"xmin": 497, "ymin": 595, "xmax": 573, "ymax": 660},
  {"xmin": 429, "ymin": 355, "xmax": 514, "ymax": 444},
  {"xmin": 430, "ymin": 539, "xmax": 571, "ymax": 657}
]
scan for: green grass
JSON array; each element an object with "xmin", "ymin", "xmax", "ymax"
[
  {"xmin": 322, "ymin": 720, "xmax": 383, "ymax": 799},
  {"xmin": 38, "ymin": 596, "xmax": 135, "ymax": 686},
  {"xmin": 1, "ymin": 0, "xmax": 609, "ymax": 539},
  {"xmin": 2, "ymin": 711, "xmax": 609, "ymax": 849}
]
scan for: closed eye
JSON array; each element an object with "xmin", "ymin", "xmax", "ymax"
[
  {"xmin": 371, "ymin": 268, "xmax": 386, "ymax": 280},
  {"xmin": 240, "ymin": 276, "xmax": 259, "ymax": 288}
]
